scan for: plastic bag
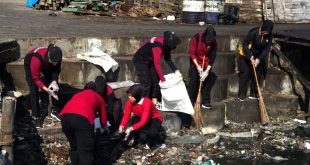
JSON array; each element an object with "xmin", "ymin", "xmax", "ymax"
[{"xmin": 159, "ymin": 73, "xmax": 194, "ymax": 115}]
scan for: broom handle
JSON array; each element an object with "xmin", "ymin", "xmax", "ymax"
[
  {"xmin": 252, "ymin": 62, "xmax": 262, "ymax": 97},
  {"xmin": 197, "ymin": 56, "xmax": 206, "ymax": 94}
]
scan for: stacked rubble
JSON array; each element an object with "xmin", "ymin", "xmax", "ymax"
[{"xmin": 35, "ymin": 0, "xmax": 70, "ymax": 10}]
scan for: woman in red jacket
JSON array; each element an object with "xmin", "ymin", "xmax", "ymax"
[
  {"xmin": 94, "ymin": 75, "xmax": 123, "ymax": 133},
  {"xmin": 58, "ymin": 80, "xmax": 107, "ymax": 165},
  {"xmin": 24, "ymin": 44, "xmax": 62, "ymax": 128},
  {"xmin": 118, "ymin": 84, "xmax": 166, "ymax": 149},
  {"xmin": 132, "ymin": 31, "xmax": 181, "ymax": 106}
]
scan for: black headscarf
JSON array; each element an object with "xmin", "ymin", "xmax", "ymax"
[
  {"xmin": 127, "ymin": 84, "xmax": 144, "ymax": 103},
  {"xmin": 163, "ymin": 31, "xmax": 181, "ymax": 50},
  {"xmin": 47, "ymin": 44, "xmax": 62, "ymax": 63},
  {"xmin": 95, "ymin": 76, "xmax": 107, "ymax": 99},
  {"xmin": 202, "ymin": 26, "xmax": 216, "ymax": 43},
  {"xmin": 261, "ymin": 20, "xmax": 274, "ymax": 35}
]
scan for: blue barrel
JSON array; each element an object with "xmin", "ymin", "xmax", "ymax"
[
  {"xmin": 25, "ymin": 0, "xmax": 39, "ymax": 8},
  {"xmin": 204, "ymin": 0, "xmax": 225, "ymax": 24},
  {"xmin": 182, "ymin": 0, "xmax": 205, "ymax": 24}
]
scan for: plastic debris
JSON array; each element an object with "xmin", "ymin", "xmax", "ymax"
[
  {"xmin": 174, "ymin": 134, "xmax": 204, "ymax": 144},
  {"xmin": 166, "ymin": 15, "xmax": 175, "ymax": 21},
  {"xmin": 294, "ymin": 118, "xmax": 307, "ymax": 124},
  {"xmin": 303, "ymin": 142, "xmax": 310, "ymax": 150}
]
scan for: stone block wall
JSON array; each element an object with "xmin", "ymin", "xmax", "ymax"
[{"xmin": 263, "ymin": 0, "xmax": 310, "ymax": 23}]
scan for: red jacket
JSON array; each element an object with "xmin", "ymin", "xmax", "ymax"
[
  {"xmin": 189, "ymin": 32, "xmax": 217, "ymax": 68},
  {"xmin": 26, "ymin": 47, "xmax": 61, "ymax": 89},
  {"xmin": 120, "ymin": 97, "xmax": 163, "ymax": 131},
  {"xmin": 59, "ymin": 89, "xmax": 107, "ymax": 126},
  {"xmin": 133, "ymin": 37, "xmax": 178, "ymax": 81}
]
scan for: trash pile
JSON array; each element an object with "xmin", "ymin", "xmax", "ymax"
[
  {"xmin": 13, "ymin": 108, "xmax": 310, "ymax": 164},
  {"xmin": 26, "ymin": 0, "xmax": 181, "ymax": 21},
  {"xmin": 127, "ymin": 5, "xmax": 160, "ymax": 18}
]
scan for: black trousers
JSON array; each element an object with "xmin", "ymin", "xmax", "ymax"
[
  {"xmin": 187, "ymin": 63, "xmax": 217, "ymax": 105},
  {"xmin": 131, "ymin": 117, "xmax": 166, "ymax": 147},
  {"xmin": 60, "ymin": 114, "xmax": 95, "ymax": 165},
  {"xmin": 238, "ymin": 56, "xmax": 267, "ymax": 99},
  {"xmin": 134, "ymin": 63, "xmax": 161, "ymax": 100},
  {"xmin": 106, "ymin": 98, "xmax": 123, "ymax": 133}
]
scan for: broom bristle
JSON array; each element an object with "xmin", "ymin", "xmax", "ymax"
[
  {"xmin": 193, "ymin": 94, "xmax": 203, "ymax": 129},
  {"xmin": 259, "ymin": 96, "xmax": 269, "ymax": 124}
]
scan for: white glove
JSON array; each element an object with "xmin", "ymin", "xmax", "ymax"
[
  {"xmin": 200, "ymin": 70, "xmax": 209, "ymax": 81},
  {"xmin": 196, "ymin": 65, "xmax": 203, "ymax": 73},
  {"xmin": 47, "ymin": 89, "xmax": 59, "ymax": 100},
  {"xmin": 174, "ymin": 70, "xmax": 182, "ymax": 77},
  {"xmin": 125, "ymin": 127, "xmax": 133, "ymax": 140},
  {"xmin": 118, "ymin": 125, "xmax": 125, "ymax": 133},
  {"xmin": 159, "ymin": 80, "xmax": 166, "ymax": 87},
  {"xmin": 48, "ymin": 81, "xmax": 59, "ymax": 92},
  {"xmin": 254, "ymin": 59, "xmax": 260, "ymax": 67},
  {"xmin": 250, "ymin": 56, "xmax": 255, "ymax": 64}
]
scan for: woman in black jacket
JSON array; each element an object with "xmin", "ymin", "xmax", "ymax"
[{"xmin": 238, "ymin": 20, "xmax": 274, "ymax": 101}]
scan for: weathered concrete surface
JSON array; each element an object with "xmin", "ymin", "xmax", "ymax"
[
  {"xmin": 264, "ymin": 94, "xmax": 299, "ymax": 118},
  {"xmin": 265, "ymin": 69, "xmax": 294, "ymax": 95},
  {"xmin": 14, "ymin": 35, "xmax": 241, "ymax": 58},
  {"xmin": 225, "ymin": 94, "xmax": 299, "ymax": 123},
  {"xmin": 210, "ymin": 76, "xmax": 228, "ymax": 102},
  {"xmin": 225, "ymin": 99, "xmax": 261, "ymax": 123},
  {"xmin": 227, "ymin": 69, "xmax": 295, "ymax": 98},
  {"xmin": 201, "ymin": 102, "xmax": 225, "ymax": 131},
  {"xmin": 6, "ymin": 52, "xmax": 236, "ymax": 90}
]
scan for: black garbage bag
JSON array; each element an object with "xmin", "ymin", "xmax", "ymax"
[{"xmin": 94, "ymin": 131, "xmax": 132, "ymax": 165}]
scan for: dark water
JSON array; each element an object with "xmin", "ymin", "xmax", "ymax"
[{"xmin": 211, "ymin": 127, "xmax": 310, "ymax": 165}]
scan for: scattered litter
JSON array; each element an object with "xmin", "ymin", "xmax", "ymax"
[
  {"xmin": 201, "ymin": 127, "xmax": 217, "ymax": 134},
  {"xmin": 77, "ymin": 47, "xmax": 119, "ymax": 72},
  {"xmin": 193, "ymin": 159, "xmax": 219, "ymax": 165},
  {"xmin": 199, "ymin": 22, "xmax": 205, "ymax": 26},
  {"xmin": 152, "ymin": 17, "xmax": 161, "ymax": 20},
  {"xmin": 48, "ymin": 13, "xmax": 57, "ymax": 17},
  {"xmin": 166, "ymin": 15, "xmax": 175, "ymax": 21},
  {"xmin": 174, "ymin": 134, "xmax": 204, "ymax": 144},
  {"xmin": 294, "ymin": 118, "xmax": 307, "ymax": 124},
  {"xmin": 107, "ymin": 80, "xmax": 136, "ymax": 89},
  {"xmin": 6, "ymin": 90, "xmax": 22, "ymax": 98},
  {"xmin": 303, "ymin": 141, "xmax": 310, "ymax": 150}
]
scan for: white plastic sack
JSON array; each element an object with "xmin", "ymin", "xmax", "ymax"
[
  {"xmin": 159, "ymin": 73, "xmax": 194, "ymax": 115},
  {"xmin": 77, "ymin": 47, "xmax": 119, "ymax": 72}
]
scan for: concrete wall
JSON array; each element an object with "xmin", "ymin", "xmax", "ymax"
[{"xmin": 15, "ymin": 35, "xmax": 243, "ymax": 58}]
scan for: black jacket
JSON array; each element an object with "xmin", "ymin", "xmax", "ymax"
[{"xmin": 242, "ymin": 27, "xmax": 273, "ymax": 61}]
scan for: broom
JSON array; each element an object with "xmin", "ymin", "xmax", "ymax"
[
  {"xmin": 252, "ymin": 61, "xmax": 269, "ymax": 124},
  {"xmin": 193, "ymin": 56, "xmax": 206, "ymax": 129}
]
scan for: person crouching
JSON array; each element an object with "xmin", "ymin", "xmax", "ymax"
[
  {"xmin": 58, "ymin": 81, "xmax": 107, "ymax": 165},
  {"xmin": 118, "ymin": 84, "xmax": 166, "ymax": 150}
]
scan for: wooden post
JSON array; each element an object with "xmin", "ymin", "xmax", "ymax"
[{"xmin": 0, "ymin": 96, "xmax": 17, "ymax": 164}]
